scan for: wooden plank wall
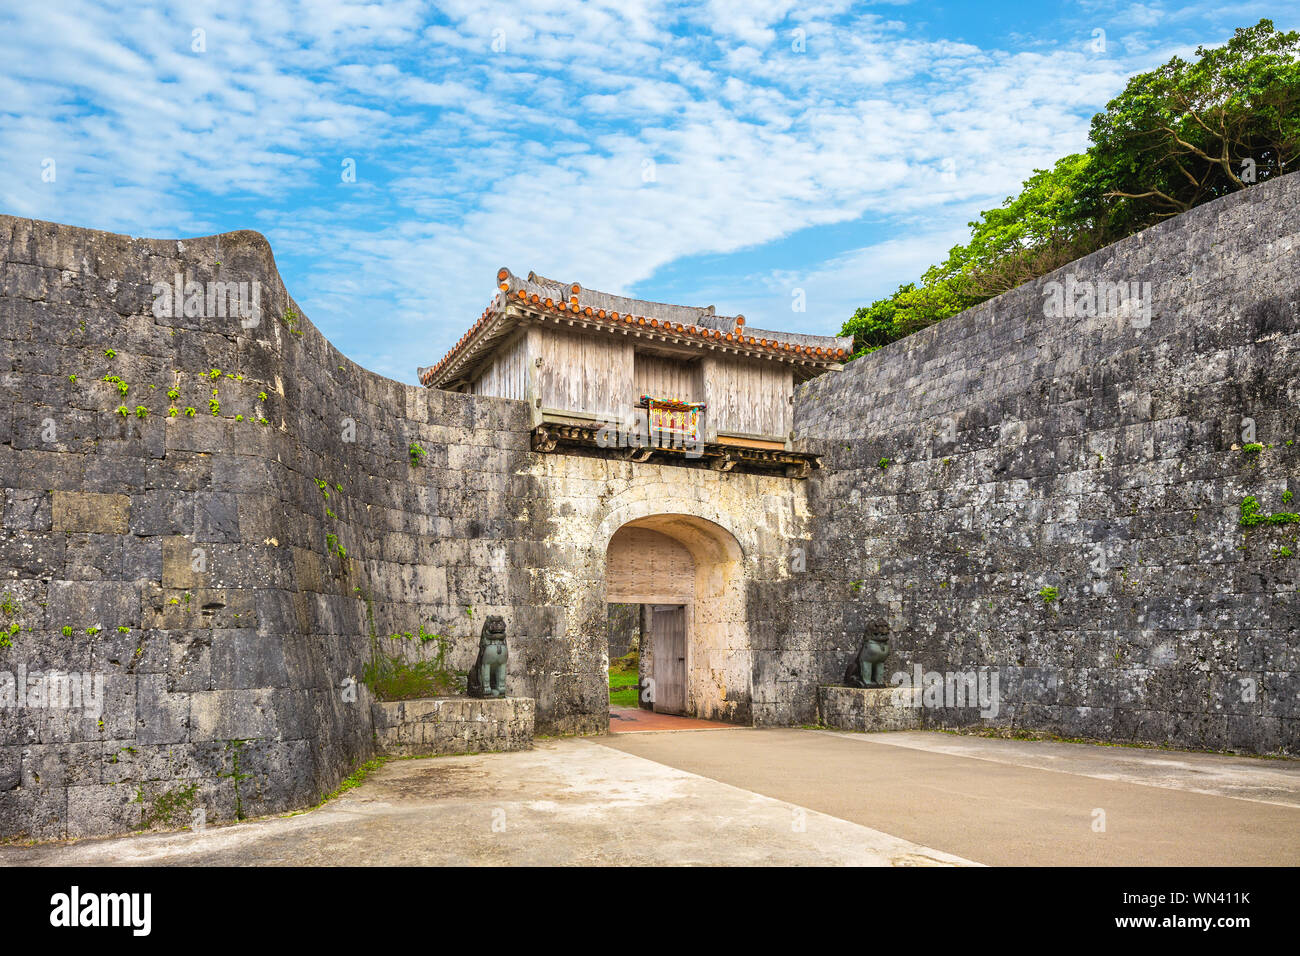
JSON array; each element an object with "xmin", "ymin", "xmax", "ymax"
[
  {"xmin": 511, "ymin": 324, "xmax": 795, "ymax": 438},
  {"xmin": 606, "ymin": 527, "xmax": 695, "ymax": 604},
  {"xmin": 702, "ymin": 356, "xmax": 792, "ymax": 440},
  {"xmin": 471, "ymin": 332, "xmax": 529, "ymax": 401},
  {"xmin": 634, "ymin": 353, "xmax": 703, "ymax": 403},
  {"xmin": 537, "ymin": 328, "xmax": 633, "ymax": 418}
]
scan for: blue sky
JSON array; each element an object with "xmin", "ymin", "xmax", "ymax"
[{"xmin": 2, "ymin": 1, "xmax": 1291, "ymax": 383}]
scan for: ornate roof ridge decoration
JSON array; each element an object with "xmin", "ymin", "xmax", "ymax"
[{"xmin": 418, "ymin": 267, "xmax": 855, "ymax": 388}]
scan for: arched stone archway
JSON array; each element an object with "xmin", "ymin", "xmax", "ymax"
[{"xmin": 604, "ymin": 513, "xmax": 751, "ymax": 723}]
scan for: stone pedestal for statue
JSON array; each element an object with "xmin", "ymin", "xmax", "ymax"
[
  {"xmin": 371, "ymin": 697, "xmax": 535, "ymax": 756},
  {"xmin": 817, "ymin": 685, "xmax": 921, "ymax": 732}
]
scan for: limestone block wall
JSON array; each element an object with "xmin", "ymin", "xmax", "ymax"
[
  {"xmin": 795, "ymin": 173, "xmax": 1300, "ymax": 754},
  {"xmin": 371, "ymin": 697, "xmax": 534, "ymax": 756},
  {"xmin": 606, "ymin": 603, "xmax": 641, "ymax": 660},
  {"xmin": 0, "ymin": 214, "xmax": 813, "ymax": 840}
]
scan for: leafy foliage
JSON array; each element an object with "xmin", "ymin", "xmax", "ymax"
[
  {"xmin": 1089, "ymin": 19, "xmax": 1300, "ymax": 233},
  {"xmin": 840, "ymin": 20, "xmax": 1299, "ymax": 356}
]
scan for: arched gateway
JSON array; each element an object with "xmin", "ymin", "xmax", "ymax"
[
  {"xmin": 604, "ymin": 514, "xmax": 749, "ymax": 722},
  {"xmin": 423, "ymin": 266, "xmax": 848, "ymax": 733}
]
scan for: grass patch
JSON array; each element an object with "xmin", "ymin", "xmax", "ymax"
[
  {"xmin": 608, "ymin": 649, "xmax": 641, "ymax": 707},
  {"xmin": 317, "ymin": 756, "xmax": 391, "ymax": 806},
  {"xmin": 363, "ymin": 657, "xmax": 465, "ymax": 700},
  {"xmin": 360, "ymin": 608, "xmax": 466, "ymax": 701}
]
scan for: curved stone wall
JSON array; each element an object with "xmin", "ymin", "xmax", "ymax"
[{"xmin": 0, "ymin": 217, "xmax": 811, "ymax": 838}]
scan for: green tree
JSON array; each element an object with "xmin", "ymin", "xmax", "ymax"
[
  {"xmin": 841, "ymin": 155, "xmax": 1100, "ymax": 355},
  {"xmin": 842, "ymin": 285, "xmax": 907, "ymax": 355},
  {"xmin": 1088, "ymin": 18, "xmax": 1300, "ymax": 233},
  {"xmin": 938, "ymin": 153, "xmax": 1105, "ymax": 300},
  {"xmin": 840, "ymin": 19, "xmax": 1300, "ymax": 355}
]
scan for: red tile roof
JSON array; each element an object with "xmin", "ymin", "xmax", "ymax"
[{"xmin": 419, "ymin": 268, "xmax": 853, "ymax": 388}]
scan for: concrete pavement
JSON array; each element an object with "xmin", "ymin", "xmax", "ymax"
[
  {"xmin": 2, "ymin": 727, "xmax": 1295, "ymax": 866},
  {"xmin": 0, "ymin": 736, "xmax": 973, "ymax": 867},
  {"xmin": 600, "ymin": 729, "xmax": 1300, "ymax": 866}
]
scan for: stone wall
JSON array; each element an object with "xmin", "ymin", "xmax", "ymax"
[
  {"xmin": 795, "ymin": 172, "xmax": 1300, "ymax": 754},
  {"xmin": 371, "ymin": 697, "xmax": 534, "ymax": 756},
  {"xmin": 0, "ymin": 215, "xmax": 811, "ymax": 839},
  {"xmin": 606, "ymin": 603, "xmax": 641, "ymax": 660}
]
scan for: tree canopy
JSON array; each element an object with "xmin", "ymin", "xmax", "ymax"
[{"xmin": 841, "ymin": 19, "xmax": 1300, "ymax": 356}]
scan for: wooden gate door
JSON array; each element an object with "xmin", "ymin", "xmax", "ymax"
[{"xmin": 651, "ymin": 604, "xmax": 687, "ymax": 714}]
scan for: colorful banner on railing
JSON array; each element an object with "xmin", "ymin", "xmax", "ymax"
[{"xmin": 641, "ymin": 394, "xmax": 706, "ymax": 443}]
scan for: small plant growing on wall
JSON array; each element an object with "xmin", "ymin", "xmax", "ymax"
[
  {"xmin": 363, "ymin": 623, "xmax": 463, "ymax": 700},
  {"xmin": 878, "ymin": 457, "xmax": 891, "ymax": 470},
  {"xmin": 1038, "ymin": 586, "xmax": 1059, "ymax": 605},
  {"xmin": 1241, "ymin": 495, "xmax": 1300, "ymax": 528},
  {"xmin": 0, "ymin": 593, "xmax": 20, "ymax": 646},
  {"xmin": 409, "ymin": 443, "xmax": 427, "ymax": 466}
]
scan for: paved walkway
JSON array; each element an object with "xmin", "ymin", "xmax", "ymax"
[
  {"xmin": 601, "ymin": 729, "xmax": 1300, "ymax": 866},
  {"xmin": 2, "ymin": 728, "xmax": 1296, "ymax": 866},
  {"xmin": 0, "ymin": 736, "xmax": 971, "ymax": 867},
  {"xmin": 608, "ymin": 706, "xmax": 734, "ymax": 733}
]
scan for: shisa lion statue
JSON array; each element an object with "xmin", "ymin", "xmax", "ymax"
[
  {"xmin": 467, "ymin": 615, "xmax": 508, "ymax": 698},
  {"xmin": 844, "ymin": 624, "xmax": 891, "ymax": 688}
]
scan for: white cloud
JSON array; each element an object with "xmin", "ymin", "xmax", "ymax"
[{"xmin": 0, "ymin": 0, "xmax": 1247, "ymax": 382}]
